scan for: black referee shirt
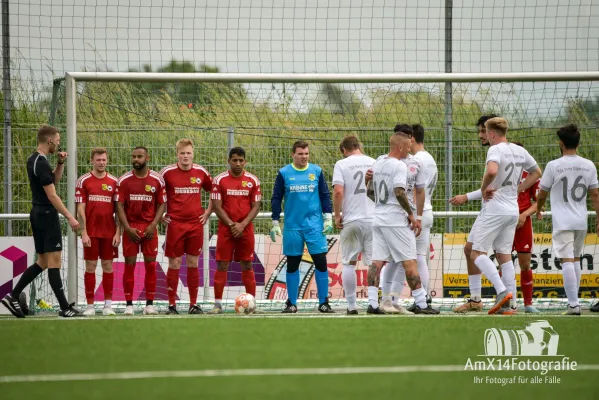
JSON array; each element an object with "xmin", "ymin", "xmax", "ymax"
[{"xmin": 27, "ymin": 152, "xmax": 55, "ymax": 206}]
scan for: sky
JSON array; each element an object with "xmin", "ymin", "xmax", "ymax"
[{"xmin": 8, "ymin": 0, "xmax": 599, "ymax": 119}]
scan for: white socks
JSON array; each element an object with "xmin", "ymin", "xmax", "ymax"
[
  {"xmin": 381, "ymin": 262, "xmax": 398, "ymax": 302},
  {"xmin": 104, "ymin": 300, "xmax": 112, "ymax": 308},
  {"xmin": 469, "ymin": 274, "xmax": 482, "ymax": 301},
  {"xmin": 342, "ymin": 265, "xmax": 357, "ymax": 311},
  {"xmin": 417, "ymin": 254, "xmax": 429, "ymax": 293},
  {"xmin": 413, "ymin": 287, "xmax": 427, "ymax": 308},
  {"xmin": 574, "ymin": 261, "xmax": 581, "ymax": 292},
  {"xmin": 562, "ymin": 262, "xmax": 579, "ymax": 307},
  {"xmin": 368, "ymin": 286, "xmax": 379, "ymax": 308},
  {"xmin": 391, "ymin": 262, "xmax": 406, "ymax": 305},
  {"xmin": 500, "ymin": 261, "xmax": 516, "ymax": 308},
  {"xmin": 474, "ymin": 255, "xmax": 506, "ymax": 294}
]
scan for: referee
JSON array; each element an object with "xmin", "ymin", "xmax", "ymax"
[{"xmin": 1, "ymin": 125, "xmax": 81, "ymax": 318}]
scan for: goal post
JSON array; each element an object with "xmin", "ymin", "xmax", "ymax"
[{"xmin": 52, "ymin": 71, "xmax": 599, "ymax": 312}]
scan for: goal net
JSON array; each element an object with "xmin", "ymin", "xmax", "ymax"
[{"xmin": 27, "ymin": 73, "xmax": 599, "ymax": 313}]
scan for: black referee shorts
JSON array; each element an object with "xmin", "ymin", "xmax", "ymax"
[{"xmin": 30, "ymin": 205, "xmax": 62, "ymax": 254}]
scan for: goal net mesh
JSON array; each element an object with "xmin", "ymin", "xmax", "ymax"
[{"xmin": 26, "ymin": 78, "xmax": 599, "ymax": 312}]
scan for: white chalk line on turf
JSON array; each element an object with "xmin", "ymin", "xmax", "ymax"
[
  {"xmin": 0, "ymin": 313, "xmax": 598, "ymax": 322},
  {"xmin": 2, "ymin": 364, "xmax": 598, "ymax": 383}
]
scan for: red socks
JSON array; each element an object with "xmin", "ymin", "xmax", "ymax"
[
  {"xmin": 103, "ymin": 272, "xmax": 114, "ymax": 301},
  {"xmin": 188, "ymin": 267, "xmax": 200, "ymax": 306},
  {"xmin": 123, "ymin": 264, "xmax": 135, "ymax": 302},
  {"xmin": 214, "ymin": 270, "xmax": 227, "ymax": 300},
  {"xmin": 144, "ymin": 261, "xmax": 157, "ymax": 301},
  {"xmin": 242, "ymin": 270, "xmax": 256, "ymax": 297},
  {"xmin": 84, "ymin": 272, "xmax": 95, "ymax": 305},
  {"xmin": 167, "ymin": 268, "xmax": 179, "ymax": 306},
  {"xmin": 521, "ymin": 269, "xmax": 533, "ymax": 306}
]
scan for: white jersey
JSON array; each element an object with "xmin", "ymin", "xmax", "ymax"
[
  {"xmin": 371, "ymin": 155, "xmax": 409, "ymax": 227},
  {"xmin": 484, "ymin": 142, "xmax": 538, "ymax": 216},
  {"xmin": 401, "ymin": 155, "xmax": 426, "ymax": 212},
  {"xmin": 332, "ymin": 154, "xmax": 376, "ymax": 224},
  {"xmin": 539, "ymin": 155, "xmax": 598, "ymax": 231},
  {"xmin": 411, "ymin": 150, "xmax": 438, "ymax": 211}
]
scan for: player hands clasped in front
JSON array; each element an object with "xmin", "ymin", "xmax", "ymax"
[
  {"xmin": 535, "ymin": 124, "xmax": 599, "ymax": 316},
  {"xmin": 332, "ymin": 136, "xmax": 375, "ymax": 315},
  {"xmin": 270, "ymin": 140, "xmax": 335, "ymax": 314},
  {"xmin": 367, "ymin": 127, "xmax": 438, "ymax": 315},
  {"xmin": 469, "ymin": 118, "xmax": 541, "ymax": 315},
  {"xmin": 449, "ymin": 115, "xmax": 497, "ymax": 312},
  {"xmin": 160, "ymin": 139, "xmax": 212, "ymax": 315},
  {"xmin": 116, "ymin": 147, "xmax": 167, "ymax": 316},
  {"xmin": 210, "ymin": 147, "xmax": 262, "ymax": 314},
  {"xmin": 76, "ymin": 148, "xmax": 120, "ymax": 316}
]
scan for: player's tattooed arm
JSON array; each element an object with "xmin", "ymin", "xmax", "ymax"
[
  {"xmin": 366, "ymin": 179, "xmax": 375, "ymax": 202},
  {"xmin": 394, "ymin": 187, "xmax": 413, "ymax": 216}
]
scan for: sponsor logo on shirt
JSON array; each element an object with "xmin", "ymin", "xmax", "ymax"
[
  {"xmin": 88, "ymin": 195, "xmax": 113, "ymax": 203},
  {"xmin": 175, "ymin": 187, "xmax": 200, "ymax": 194},
  {"xmin": 190, "ymin": 177, "xmax": 201, "ymax": 184},
  {"xmin": 241, "ymin": 181, "xmax": 253, "ymax": 188},
  {"xmin": 227, "ymin": 189, "xmax": 250, "ymax": 196},
  {"xmin": 145, "ymin": 185, "xmax": 156, "ymax": 193},
  {"xmin": 130, "ymin": 194, "xmax": 153, "ymax": 202},
  {"xmin": 289, "ymin": 184, "xmax": 316, "ymax": 193},
  {"xmin": 101, "ymin": 184, "xmax": 113, "ymax": 191}
]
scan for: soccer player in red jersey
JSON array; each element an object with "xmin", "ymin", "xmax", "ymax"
[
  {"xmin": 116, "ymin": 146, "xmax": 167, "ymax": 316},
  {"xmin": 512, "ymin": 142, "xmax": 540, "ymax": 313},
  {"xmin": 76, "ymin": 148, "xmax": 120, "ymax": 316},
  {"xmin": 209, "ymin": 147, "xmax": 262, "ymax": 314},
  {"xmin": 160, "ymin": 138, "xmax": 212, "ymax": 315}
]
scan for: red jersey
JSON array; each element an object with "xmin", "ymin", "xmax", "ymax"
[
  {"xmin": 211, "ymin": 170, "xmax": 261, "ymax": 224},
  {"xmin": 75, "ymin": 172, "xmax": 118, "ymax": 238},
  {"xmin": 160, "ymin": 163, "xmax": 212, "ymax": 222},
  {"xmin": 518, "ymin": 171, "xmax": 540, "ymax": 213},
  {"xmin": 115, "ymin": 170, "xmax": 166, "ymax": 224}
]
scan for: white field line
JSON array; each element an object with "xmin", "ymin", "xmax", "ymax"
[
  {"xmin": 0, "ymin": 313, "xmax": 598, "ymax": 321},
  {"xmin": 2, "ymin": 364, "xmax": 598, "ymax": 383}
]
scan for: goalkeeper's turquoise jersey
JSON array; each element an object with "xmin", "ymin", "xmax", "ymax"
[{"xmin": 271, "ymin": 163, "xmax": 332, "ymax": 231}]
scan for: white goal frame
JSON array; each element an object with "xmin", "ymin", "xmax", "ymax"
[{"xmin": 64, "ymin": 71, "xmax": 599, "ymax": 304}]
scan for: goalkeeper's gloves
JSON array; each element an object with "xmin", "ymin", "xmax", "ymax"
[
  {"xmin": 322, "ymin": 213, "xmax": 333, "ymax": 235},
  {"xmin": 270, "ymin": 220, "xmax": 282, "ymax": 242}
]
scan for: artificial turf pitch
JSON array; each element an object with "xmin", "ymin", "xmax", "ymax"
[{"xmin": 0, "ymin": 314, "xmax": 597, "ymax": 400}]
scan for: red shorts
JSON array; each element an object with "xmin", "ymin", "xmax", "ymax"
[
  {"xmin": 123, "ymin": 222, "xmax": 159, "ymax": 258},
  {"xmin": 83, "ymin": 237, "xmax": 118, "ymax": 261},
  {"xmin": 165, "ymin": 220, "xmax": 204, "ymax": 258},
  {"xmin": 513, "ymin": 216, "xmax": 533, "ymax": 253},
  {"xmin": 215, "ymin": 224, "xmax": 255, "ymax": 262}
]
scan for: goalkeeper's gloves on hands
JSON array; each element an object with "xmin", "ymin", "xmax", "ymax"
[
  {"xmin": 322, "ymin": 213, "xmax": 333, "ymax": 235},
  {"xmin": 270, "ymin": 220, "xmax": 282, "ymax": 242}
]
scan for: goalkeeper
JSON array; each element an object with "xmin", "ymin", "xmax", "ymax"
[{"xmin": 270, "ymin": 140, "xmax": 334, "ymax": 313}]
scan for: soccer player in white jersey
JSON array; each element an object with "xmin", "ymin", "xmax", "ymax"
[
  {"xmin": 535, "ymin": 124, "xmax": 599, "ymax": 315},
  {"xmin": 469, "ymin": 117, "xmax": 542, "ymax": 315},
  {"xmin": 394, "ymin": 124, "xmax": 438, "ymax": 312},
  {"xmin": 367, "ymin": 126, "xmax": 439, "ymax": 315},
  {"xmin": 449, "ymin": 114, "xmax": 498, "ymax": 312},
  {"xmin": 332, "ymin": 136, "xmax": 376, "ymax": 315}
]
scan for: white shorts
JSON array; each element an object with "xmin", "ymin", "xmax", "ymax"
[
  {"xmin": 340, "ymin": 219, "xmax": 373, "ymax": 266},
  {"xmin": 471, "ymin": 213, "xmax": 518, "ymax": 255},
  {"xmin": 552, "ymin": 230, "xmax": 586, "ymax": 259},
  {"xmin": 372, "ymin": 226, "xmax": 416, "ymax": 263},
  {"xmin": 416, "ymin": 209, "xmax": 433, "ymax": 256}
]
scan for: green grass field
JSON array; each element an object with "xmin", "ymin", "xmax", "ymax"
[{"xmin": 0, "ymin": 314, "xmax": 598, "ymax": 400}]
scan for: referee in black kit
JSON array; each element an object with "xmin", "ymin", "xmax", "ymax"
[{"xmin": 1, "ymin": 125, "xmax": 81, "ymax": 318}]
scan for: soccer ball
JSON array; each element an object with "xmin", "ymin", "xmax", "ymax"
[{"xmin": 234, "ymin": 293, "xmax": 257, "ymax": 314}]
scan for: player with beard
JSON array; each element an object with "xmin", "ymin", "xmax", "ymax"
[{"xmin": 116, "ymin": 147, "xmax": 167, "ymax": 315}]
